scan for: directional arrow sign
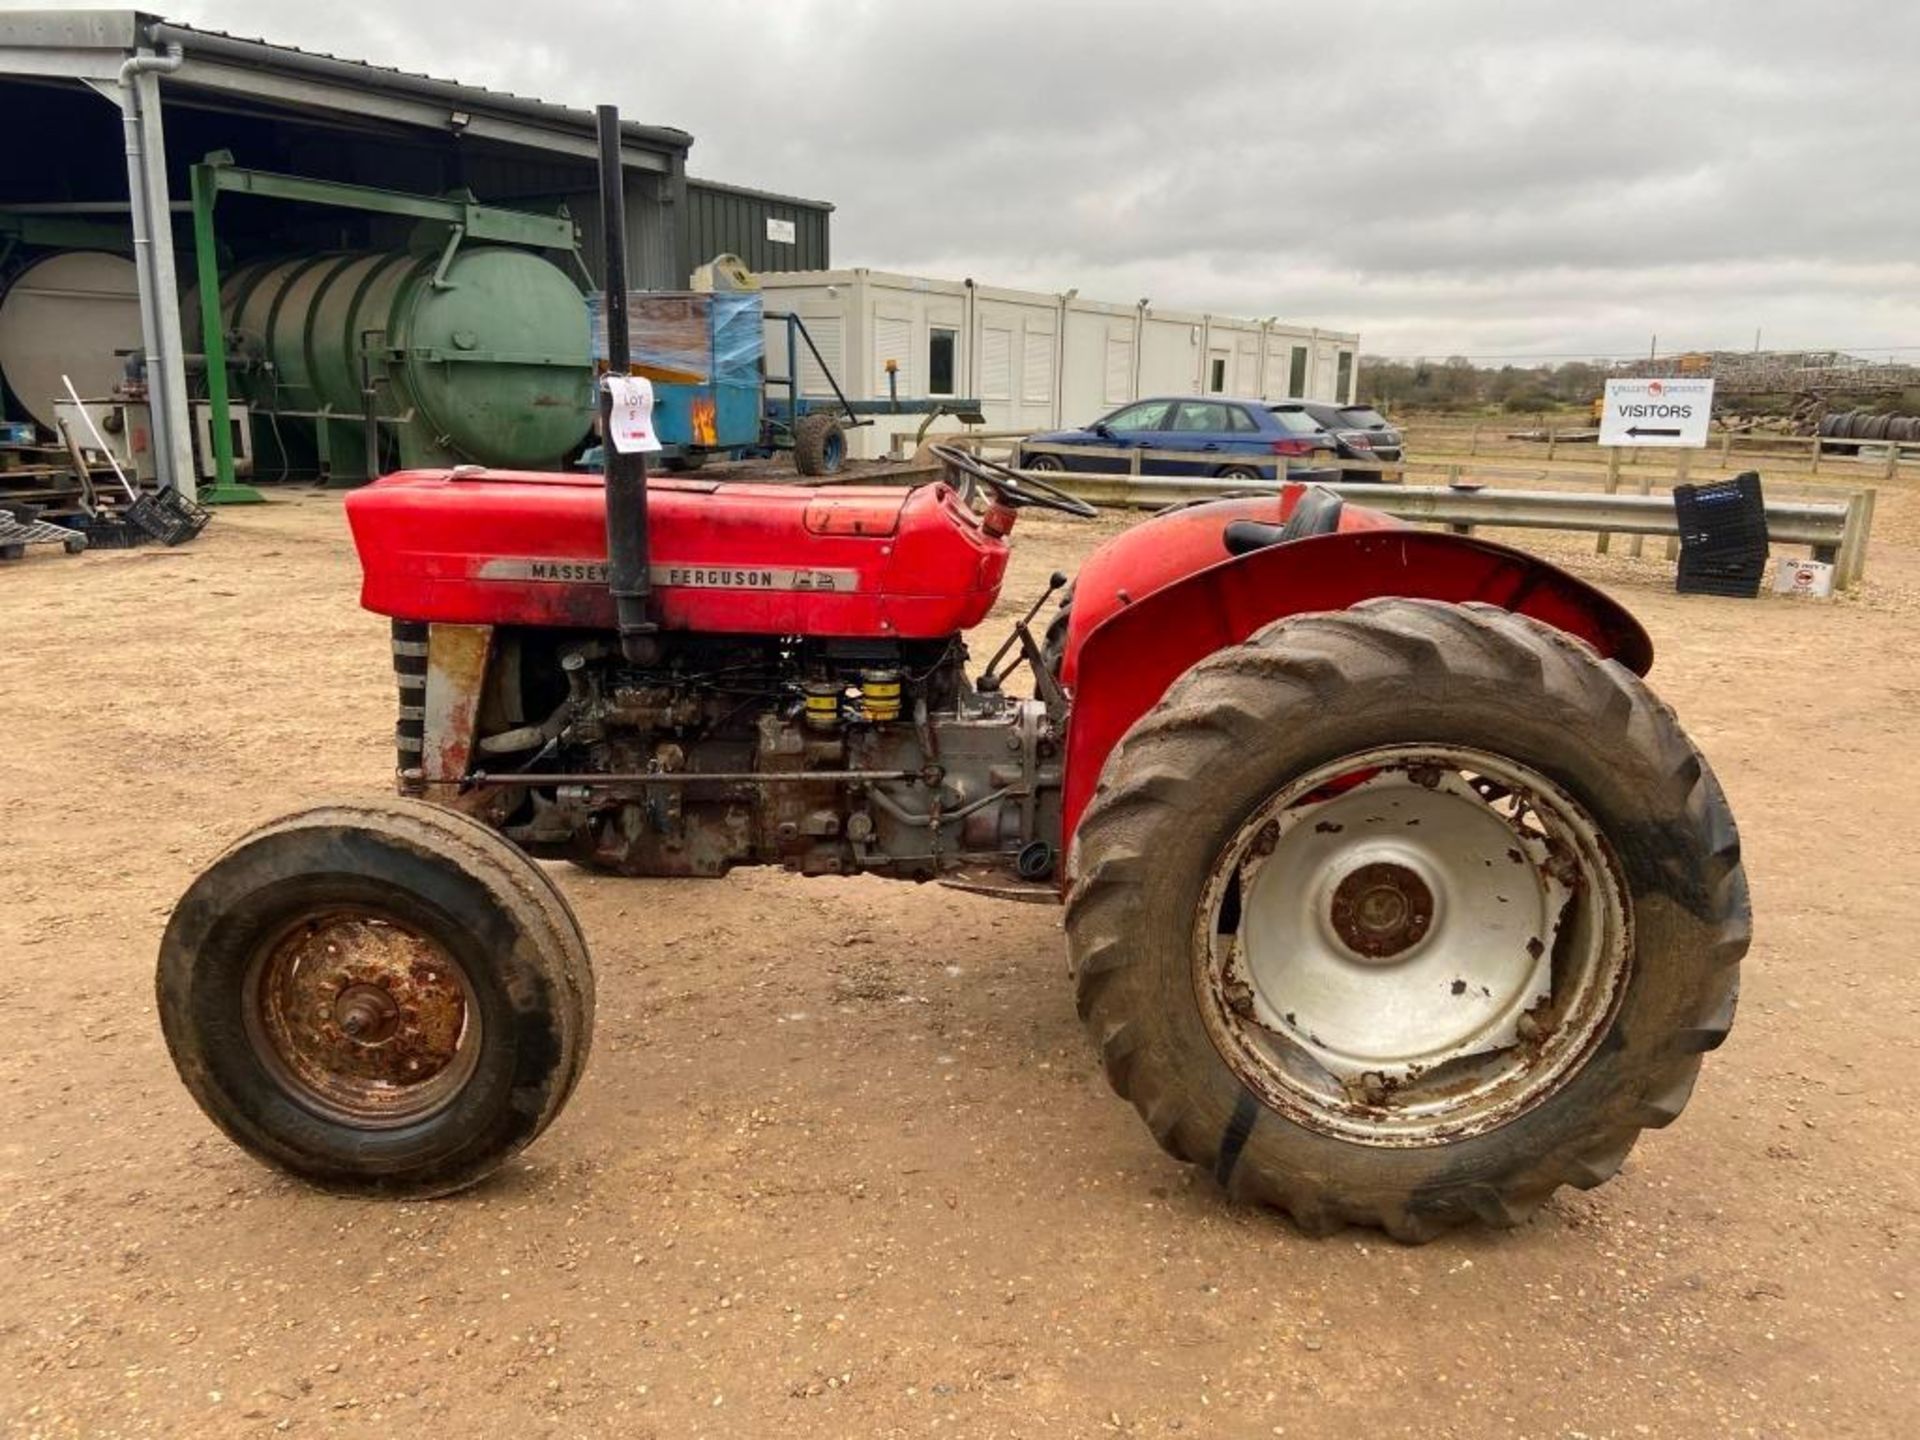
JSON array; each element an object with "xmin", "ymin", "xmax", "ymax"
[{"xmin": 1600, "ymin": 377, "xmax": 1714, "ymax": 448}]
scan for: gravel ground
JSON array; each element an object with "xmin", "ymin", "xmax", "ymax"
[{"xmin": 1, "ymin": 479, "xmax": 1915, "ymax": 1439}]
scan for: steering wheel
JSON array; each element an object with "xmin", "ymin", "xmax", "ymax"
[{"xmin": 931, "ymin": 443, "xmax": 1098, "ymax": 519}]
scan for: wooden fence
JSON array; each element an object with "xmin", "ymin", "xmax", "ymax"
[{"xmin": 1414, "ymin": 421, "xmax": 1920, "ymax": 479}]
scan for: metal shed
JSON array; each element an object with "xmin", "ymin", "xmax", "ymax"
[
  {"xmin": 0, "ymin": 9, "xmax": 831, "ymax": 498},
  {"xmin": 685, "ymin": 178, "xmax": 831, "ymax": 274}
]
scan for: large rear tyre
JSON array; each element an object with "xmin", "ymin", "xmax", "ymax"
[
  {"xmin": 1066, "ymin": 599, "xmax": 1747, "ymax": 1242},
  {"xmin": 158, "ymin": 799, "xmax": 594, "ymax": 1197}
]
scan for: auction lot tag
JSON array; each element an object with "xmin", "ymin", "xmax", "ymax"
[
  {"xmin": 1600, "ymin": 377, "xmax": 1715, "ymax": 447},
  {"xmin": 604, "ymin": 374, "xmax": 662, "ymax": 453}
]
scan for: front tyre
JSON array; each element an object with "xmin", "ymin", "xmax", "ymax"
[
  {"xmin": 158, "ymin": 799, "xmax": 594, "ymax": 1197},
  {"xmin": 1066, "ymin": 599, "xmax": 1747, "ymax": 1241}
]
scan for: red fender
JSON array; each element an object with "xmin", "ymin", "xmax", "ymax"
[
  {"xmin": 1058, "ymin": 488, "xmax": 1400, "ymax": 688},
  {"xmin": 1058, "ymin": 526, "xmax": 1653, "ymax": 858}
]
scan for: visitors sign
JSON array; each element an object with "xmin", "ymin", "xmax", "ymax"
[{"xmin": 1599, "ymin": 377, "xmax": 1715, "ymax": 448}]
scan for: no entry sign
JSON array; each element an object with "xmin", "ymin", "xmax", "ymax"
[{"xmin": 1599, "ymin": 377, "xmax": 1714, "ymax": 447}]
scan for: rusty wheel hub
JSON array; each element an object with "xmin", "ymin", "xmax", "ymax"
[
  {"xmin": 246, "ymin": 910, "xmax": 480, "ymax": 1127},
  {"xmin": 1194, "ymin": 747, "xmax": 1631, "ymax": 1146},
  {"xmin": 1328, "ymin": 861, "xmax": 1435, "ymax": 961},
  {"xmin": 333, "ymin": 983, "xmax": 401, "ymax": 1042}
]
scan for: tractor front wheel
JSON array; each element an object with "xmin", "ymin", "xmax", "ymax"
[
  {"xmin": 157, "ymin": 799, "xmax": 594, "ymax": 1197},
  {"xmin": 1066, "ymin": 599, "xmax": 1747, "ymax": 1241}
]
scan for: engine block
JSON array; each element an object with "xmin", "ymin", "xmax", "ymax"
[{"xmin": 397, "ymin": 623, "xmax": 1063, "ymax": 884}]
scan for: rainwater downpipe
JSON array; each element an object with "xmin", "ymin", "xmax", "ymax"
[
  {"xmin": 117, "ymin": 43, "xmax": 184, "ymax": 490},
  {"xmin": 963, "ymin": 276, "xmax": 976, "ymax": 408},
  {"xmin": 1053, "ymin": 290, "xmax": 1073, "ymax": 429}
]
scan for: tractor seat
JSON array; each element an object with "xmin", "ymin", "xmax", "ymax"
[{"xmin": 1222, "ymin": 486, "xmax": 1345, "ymax": 555}]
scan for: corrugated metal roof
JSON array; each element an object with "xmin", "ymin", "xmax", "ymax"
[
  {"xmin": 687, "ymin": 175, "xmax": 833, "ymax": 214},
  {"xmin": 0, "ymin": 10, "xmax": 690, "ymax": 151},
  {"xmin": 161, "ymin": 18, "xmax": 690, "ymax": 143}
]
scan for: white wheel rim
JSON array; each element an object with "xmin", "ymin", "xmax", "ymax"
[{"xmin": 1194, "ymin": 746, "xmax": 1632, "ymax": 1146}]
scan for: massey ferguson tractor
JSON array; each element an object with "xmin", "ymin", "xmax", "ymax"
[{"xmin": 155, "ymin": 113, "xmax": 1748, "ymax": 1243}]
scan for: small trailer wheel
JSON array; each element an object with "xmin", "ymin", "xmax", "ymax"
[
  {"xmin": 793, "ymin": 413, "xmax": 847, "ymax": 476},
  {"xmin": 157, "ymin": 799, "xmax": 594, "ymax": 1197}
]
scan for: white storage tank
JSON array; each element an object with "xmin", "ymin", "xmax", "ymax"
[{"xmin": 0, "ymin": 250, "xmax": 143, "ymax": 428}]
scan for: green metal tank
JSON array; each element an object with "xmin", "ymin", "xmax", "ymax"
[{"xmin": 212, "ymin": 246, "xmax": 592, "ymax": 479}]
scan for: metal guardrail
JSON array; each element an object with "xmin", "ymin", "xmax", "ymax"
[
  {"xmin": 876, "ymin": 427, "xmax": 1877, "ymax": 587},
  {"xmin": 896, "ymin": 433, "xmax": 1397, "ymax": 476},
  {"xmin": 1019, "ymin": 440, "xmax": 1317, "ymax": 475},
  {"xmin": 1013, "ymin": 470, "xmax": 1870, "ymax": 587},
  {"xmin": 888, "ymin": 427, "xmax": 1029, "ymax": 460}
]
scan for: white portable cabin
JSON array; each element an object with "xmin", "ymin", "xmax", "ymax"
[{"xmin": 757, "ymin": 269, "xmax": 1360, "ymax": 460}]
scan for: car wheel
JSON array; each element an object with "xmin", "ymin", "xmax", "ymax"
[
  {"xmin": 1217, "ymin": 465, "xmax": 1264, "ymax": 482},
  {"xmin": 1026, "ymin": 453, "xmax": 1065, "ymax": 473}
]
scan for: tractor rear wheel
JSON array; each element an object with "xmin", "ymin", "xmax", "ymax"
[
  {"xmin": 1066, "ymin": 599, "xmax": 1747, "ymax": 1241},
  {"xmin": 157, "ymin": 799, "xmax": 594, "ymax": 1197}
]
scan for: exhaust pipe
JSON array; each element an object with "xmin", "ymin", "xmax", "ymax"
[{"xmin": 596, "ymin": 104, "xmax": 657, "ymax": 663}]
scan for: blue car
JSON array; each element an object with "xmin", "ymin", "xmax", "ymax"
[{"xmin": 1019, "ymin": 396, "xmax": 1342, "ymax": 483}]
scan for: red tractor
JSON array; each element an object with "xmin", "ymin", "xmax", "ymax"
[
  {"xmin": 157, "ymin": 445, "xmax": 1748, "ymax": 1241},
  {"xmin": 155, "ymin": 109, "xmax": 1746, "ymax": 1240}
]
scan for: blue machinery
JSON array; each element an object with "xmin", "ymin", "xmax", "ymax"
[{"xmin": 597, "ymin": 289, "xmax": 982, "ymax": 474}]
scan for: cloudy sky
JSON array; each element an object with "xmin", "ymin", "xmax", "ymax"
[{"xmin": 65, "ymin": 0, "xmax": 1920, "ymax": 359}]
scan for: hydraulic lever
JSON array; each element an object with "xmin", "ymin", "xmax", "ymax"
[{"xmin": 976, "ymin": 570, "xmax": 1069, "ymax": 702}]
